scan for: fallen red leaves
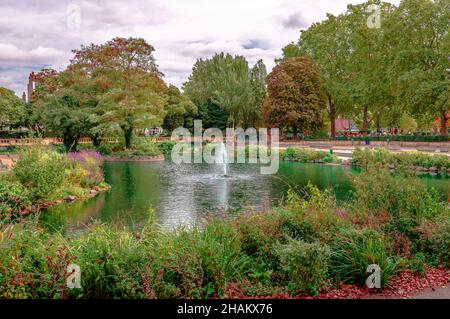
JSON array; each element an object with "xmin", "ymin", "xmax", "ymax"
[
  {"xmin": 317, "ymin": 266, "xmax": 450, "ymax": 299},
  {"xmin": 233, "ymin": 266, "xmax": 450, "ymax": 299}
]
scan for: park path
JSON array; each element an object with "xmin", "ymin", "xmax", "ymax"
[{"xmin": 409, "ymin": 285, "xmax": 450, "ymax": 299}]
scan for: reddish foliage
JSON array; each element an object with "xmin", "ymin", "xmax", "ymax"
[{"xmin": 237, "ymin": 266, "xmax": 450, "ymax": 299}]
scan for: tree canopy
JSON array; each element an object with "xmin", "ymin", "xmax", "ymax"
[
  {"xmin": 0, "ymin": 87, "xmax": 26, "ymax": 128},
  {"xmin": 262, "ymin": 56, "xmax": 325, "ymax": 136},
  {"xmin": 281, "ymin": 0, "xmax": 449, "ymax": 136},
  {"xmin": 183, "ymin": 53, "xmax": 266, "ymax": 129}
]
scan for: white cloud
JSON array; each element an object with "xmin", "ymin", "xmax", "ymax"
[
  {"xmin": 0, "ymin": 43, "xmax": 65, "ymax": 64},
  {"xmin": 0, "ymin": 0, "xmax": 401, "ymax": 96}
]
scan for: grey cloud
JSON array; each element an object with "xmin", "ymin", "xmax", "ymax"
[{"xmin": 281, "ymin": 12, "xmax": 309, "ymax": 29}]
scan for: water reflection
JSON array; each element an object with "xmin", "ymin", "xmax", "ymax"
[{"xmin": 40, "ymin": 161, "xmax": 449, "ymax": 233}]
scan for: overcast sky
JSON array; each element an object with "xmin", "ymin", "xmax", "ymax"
[{"xmin": 0, "ymin": 0, "xmax": 400, "ymax": 96}]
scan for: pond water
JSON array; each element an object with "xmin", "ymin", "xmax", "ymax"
[{"xmin": 40, "ymin": 161, "xmax": 449, "ymax": 233}]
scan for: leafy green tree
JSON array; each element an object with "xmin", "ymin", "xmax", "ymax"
[
  {"xmin": 247, "ymin": 60, "xmax": 267, "ymax": 128},
  {"xmin": 31, "ymin": 68, "xmax": 103, "ymax": 149},
  {"xmin": 70, "ymin": 37, "xmax": 167, "ymax": 148},
  {"xmin": 389, "ymin": 0, "xmax": 449, "ymax": 135},
  {"xmin": 262, "ymin": 56, "xmax": 325, "ymax": 137},
  {"xmin": 0, "ymin": 87, "xmax": 26, "ymax": 128},
  {"xmin": 183, "ymin": 53, "xmax": 266, "ymax": 129},
  {"xmin": 289, "ymin": 13, "xmax": 352, "ymax": 137},
  {"xmin": 163, "ymin": 85, "xmax": 197, "ymax": 132},
  {"xmin": 39, "ymin": 92, "xmax": 89, "ymax": 151},
  {"xmin": 343, "ymin": 1, "xmax": 398, "ymax": 137},
  {"xmin": 196, "ymin": 101, "xmax": 229, "ymax": 130}
]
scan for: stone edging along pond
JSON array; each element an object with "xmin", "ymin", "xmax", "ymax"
[{"xmin": 102, "ymin": 154, "xmax": 165, "ymax": 162}]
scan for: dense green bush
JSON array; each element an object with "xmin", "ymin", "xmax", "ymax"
[
  {"xmin": 330, "ymin": 228, "xmax": 397, "ymax": 286},
  {"xmin": 104, "ymin": 138, "xmax": 162, "ymax": 157},
  {"xmin": 97, "ymin": 144, "xmax": 114, "ymax": 156},
  {"xmin": 281, "ymin": 147, "xmax": 340, "ymax": 163},
  {"xmin": 156, "ymin": 140, "xmax": 177, "ymax": 156},
  {"xmin": 350, "ymin": 169, "xmax": 445, "ymax": 219},
  {"xmin": 422, "ymin": 220, "xmax": 450, "ymax": 267},
  {"xmin": 12, "ymin": 146, "xmax": 69, "ymax": 201},
  {"xmin": 305, "ymin": 131, "xmax": 330, "ymax": 140},
  {"xmin": 0, "ymin": 220, "xmax": 70, "ymax": 298},
  {"xmin": 352, "ymin": 148, "xmax": 450, "ymax": 170},
  {"xmin": 275, "ymin": 238, "xmax": 330, "ymax": 295},
  {"xmin": 0, "ymin": 178, "xmax": 31, "ymax": 218}
]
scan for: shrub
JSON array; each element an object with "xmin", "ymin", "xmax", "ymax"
[
  {"xmin": 408, "ymin": 253, "xmax": 427, "ymax": 276},
  {"xmin": 156, "ymin": 141, "xmax": 177, "ymax": 156},
  {"xmin": 281, "ymin": 147, "xmax": 333, "ymax": 163},
  {"xmin": 69, "ymin": 223, "xmax": 147, "ymax": 298},
  {"xmin": 422, "ymin": 220, "xmax": 450, "ymax": 267},
  {"xmin": 352, "ymin": 148, "xmax": 450, "ymax": 170},
  {"xmin": 97, "ymin": 144, "xmax": 114, "ymax": 156},
  {"xmin": 330, "ymin": 228, "xmax": 397, "ymax": 287},
  {"xmin": 305, "ymin": 131, "xmax": 329, "ymax": 140},
  {"xmin": 0, "ymin": 221, "xmax": 71, "ymax": 298},
  {"xmin": 13, "ymin": 146, "xmax": 69, "ymax": 201},
  {"xmin": 0, "ymin": 178, "xmax": 31, "ymax": 218},
  {"xmin": 350, "ymin": 169, "xmax": 444, "ymax": 220},
  {"xmin": 132, "ymin": 138, "xmax": 162, "ymax": 156},
  {"xmin": 67, "ymin": 151, "xmax": 104, "ymax": 188},
  {"xmin": 275, "ymin": 238, "xmax": 330, "ymax": 295}
]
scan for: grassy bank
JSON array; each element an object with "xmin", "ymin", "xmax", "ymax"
[
  {"xmin": 280, "ymin": 147, "xmax": 341, "ymax": 164},
  {"xmin": 0, "ymin": 146, "xmax": 108, "ymax": 222},
  {"xmin": 0, "ymin": 168, "xmax": 448, "ymax": 298},
  {"xmin": 352, "ymin": 148, "xmax": 450, "ymax": 171}
]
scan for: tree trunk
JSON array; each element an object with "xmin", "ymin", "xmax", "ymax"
[
  {"xmin": 92, "ymin": 135, "xmax": 101, "ymax": 147},
  {"xmin": 362, "ymin": 106, "xmax": 368, "ymax": 137},
  {"xmin": 292, "ymin": 126, "xmax": 298, "ymax": 140},
  {"xmin": 376, "ymin": 113, "xmax": 381, "ymax": 133},
  {"xmin": 329, "ymin": 95, "xmax": 336, "ymax": 138},
  {"xmin": 124, "ymin": 128, "xmax": 133, "ymax": 149},
  {"xmin": 63, "ymin": 135, "xmax": 78, "ymax": 152},
  {"xmin": 440, "ymin": 110, "xmax": 448, "ymax": 136}
]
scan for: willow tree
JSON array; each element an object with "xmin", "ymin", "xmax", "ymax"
[
  {"xmin": 70, "ymin": 37, "xmax": 167, "ymax": 148},
  {"xmin": 262, "ymin": 56, "xmax": 325, "ymax": 137}
]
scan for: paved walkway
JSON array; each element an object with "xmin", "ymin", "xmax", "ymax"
[{"xmin": 410, "ymin": 285, "xmax": 450, "ymax": 299}]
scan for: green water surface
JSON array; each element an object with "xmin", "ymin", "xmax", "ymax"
[{"xmin": 40, "ymin": 161, "xmax": 449, "ymax": 233}]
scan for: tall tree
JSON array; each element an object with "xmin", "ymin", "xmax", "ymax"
[
  {"xmin": 163, "ymin": 85, "xmax": 197, "ymax": 132},
  {"xmin": 343, "ymin": 1, "xmax": 398, "ymax": 137},
  {"xmin": 31, "ymin": 68, "xmax": 105, "ymax": 148},
  {"xmin": 290, "ymin": 13, "xmax": 352, "ymax": 137},
  {"xmin": 70, "ymin": 37, "xmax": 167, "ymax": 148},
  {"xmin": 262, "ymin": 56, "xmax": 325, "ymax": 137},
  {"xmin": 183, "ymin": 53, "xmax": 266, "ymax": 129},
  {"xmin": 389, "ymin": 0, "xmax": 449, "ymax": 135},
  {"xmin": 0, "ymin": 87, "xmax": 26, "ymax": 128},
  {"xmin": 246, "ymin": 59, "xmax": 267, "ymax": 128}
]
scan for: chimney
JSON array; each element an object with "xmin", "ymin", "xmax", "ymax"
[{"xmin": 27, "ymin": 72, "xmax": 36, "ymax": 102}]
